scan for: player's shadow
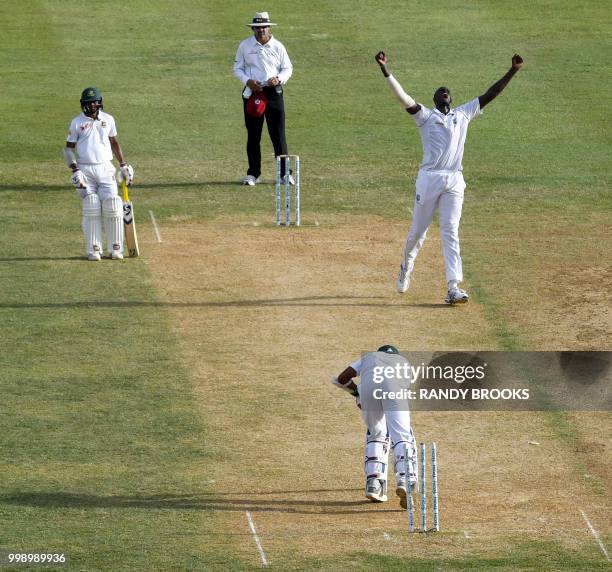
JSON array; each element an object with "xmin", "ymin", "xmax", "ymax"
[
  {"xmin": 0, "ymin": 296, "xmax": 443, "ymax": 310},
  {"xmin": 111, "ymin": 181, "xmax": 247, "ymax": 189},
  {"xmin": 0, "ymin": 490, "xmax": 395, "ymax": 515},
  {"xmin": 0, "ymin": 256, "xmax": 83, "ymax": 262},
  {"xmin": 0, "ymin": 184, "xmax": 68, "ymax": 193},
  {"xmin": 0, "ymin": 181, "xmax": 258, "ymax": 193}
]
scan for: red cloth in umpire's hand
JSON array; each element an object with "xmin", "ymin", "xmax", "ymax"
[{"xmin": 247, "ymin": 91, "xmax": 267, "ymax": 117}]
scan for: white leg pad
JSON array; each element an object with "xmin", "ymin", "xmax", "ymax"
[
  {"xmin": 102, "ymin": 196, "xmax": 124, "ymax": 255},
  {"xmin": 82, "ymin": 193, "xmax": 102, "ymax": 256},
  {"xmin": 393, "ymin": 438, "xmax": 417, "ymax": 485},
  {"xmin": 364, "ymin": 435, "xmax": 389, "ymax": 481}
]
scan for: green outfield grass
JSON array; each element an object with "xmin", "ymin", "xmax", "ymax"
[
  {"xmin": 268, "ymin": 542, "xmax": 612, "ymax": 571},
  {"xmin": 1, "ymin": 0, "xmax": 610, "ymax": 570}
]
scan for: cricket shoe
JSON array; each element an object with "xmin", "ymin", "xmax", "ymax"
[
  {"xmin": 87, "ymin": 245, "xmax": 102, "ymax": 261},
  {"xmin": 365, "ymin": 477, "xmax": 387, "ymax": 503},
  {"xmin": 396, "ymin": 266, "xmax": 410, "ymax": 293},
  {"xmin": 395, "ymin": 477, "xmax": 416, "ymax": 509},
  {"xmin": 282, "ymin": 174, "xmax": 295, "ymax": 186},
  {"xmin": 445, "ymin": 287, "xmax": 469, "ymax": 305},
  {"xmin": 242, "ymin": 175, "xmax": 260, "ymax": 186},
  {"xmin": 110, "ymin": 244, "xmax": 124, "ymax": 260}
]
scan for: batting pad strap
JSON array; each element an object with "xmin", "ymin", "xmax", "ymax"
[
  {"xmin": 64, "ymin": 146, "xmax": 77, "ymax": 168},
  {"xmin": 386, "ymin": 75, "xmax": 416, "ymax": 109}
]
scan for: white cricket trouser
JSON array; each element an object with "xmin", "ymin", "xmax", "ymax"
[
  {"xmin": 362, "ymin": 408, "xmax": 413, "ymax": 444},
  {"xmin": 78, "ymin": 162, "xmax": 118, "ymax": 201},
  {"xmin": 402, "ymin": 169, "xmax": 466, "ymax": 283},
  {"xmin": 362, "ymin": 407, "xmax": 414, "ymax": 483}
]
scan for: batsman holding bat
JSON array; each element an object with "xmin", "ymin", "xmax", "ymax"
[
  {"xmin": 332, "ymin": 345, "xmax": 418, "ymax": 508},
  {"xmin": 375, "ymin": 51, "xmax": 524, "ymax": 304},
  {"xmin": 64, "ymin": 87, "xmax": 134, "ymax": 261}
]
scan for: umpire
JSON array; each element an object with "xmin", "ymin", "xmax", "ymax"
[{"xmin": 233, "ymin": 12, "xmax": 293, "ymax": 186}]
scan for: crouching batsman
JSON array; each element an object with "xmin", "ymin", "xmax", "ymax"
[{"xmin": 332, "ymin": 345, "xmax": 417, "ymax": 508}]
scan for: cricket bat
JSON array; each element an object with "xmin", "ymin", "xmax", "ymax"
[{"xmin": 122, "ymin": 180, "xmax": 140, "ymax": 257}]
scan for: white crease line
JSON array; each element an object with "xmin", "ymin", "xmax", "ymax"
[
  {"xmin": 148, "ymin": 210, "xmax": 162, "ymax": 243},
  {"xmin": 463, "ymin": 530, "xmax": 471, "ymax": 539},
  {"xmin": 246, "ymin": 511, "xmax": 269, "ymax": 567},
  {"xmin": 580, "ymin": 510, "xmax": 611, "ymax": 562}
]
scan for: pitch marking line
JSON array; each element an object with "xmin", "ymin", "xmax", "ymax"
[
  {"xmin": 463, "ymin": 530, "xmax": 471, "ymax": 539},
  {"xmin": 580, "ymin": 510, "xmax": 611, "ymax": 562},
  {"xmin": 148, "ymin": 210, "xmax": 162, "ymax": 243},
  {"xmin": 246, "ymin": 511, "xmax": 269, "ymax": 567}
]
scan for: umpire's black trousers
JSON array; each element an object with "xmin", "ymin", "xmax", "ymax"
[{"xmin": 243, "ymin": 86, "xmax": 288, "ymax": 179}]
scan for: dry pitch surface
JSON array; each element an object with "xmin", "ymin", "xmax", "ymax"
[{"xmin": 147, "ymin": 214, "xmax": 610, "ymax": 567}]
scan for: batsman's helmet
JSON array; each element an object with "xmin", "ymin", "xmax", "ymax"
[
  {"xmin": 80, "ymin": 87, "xmax": 103, "ymax": 114},
  {"xmin": 378, "ymin": 345, "xmax": 399, "ymax": 354}
]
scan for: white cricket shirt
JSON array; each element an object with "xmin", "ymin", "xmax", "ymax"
[
  {"xmin": 350, "ymin": 352, "xmax": 413, "ymax": 386},
  {"xmin": 233, "ymin": 35, "xmax": 293, "ymax": 97},
  {"xmin": 66, "ymin": 111, "xmax": 117, "ymax": 164},
  {"xmin": 352, "ymin": 351, "xmax": 413, "ymax": 412},
  {"xmin": 413, "ymin": 98, "xmax": 481, "ymax": 172}
]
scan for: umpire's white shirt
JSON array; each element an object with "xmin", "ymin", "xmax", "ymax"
[
  {"xmin": 233, "ymin": 35, "xmax": 293, "ymax": 98},
  {"xmin": 67, "ymin": 111, "xmax": 117, "ymax": 164},
  {"xmin": 413, "ymin": 99, "xmax": 481, "ymax": 172}
]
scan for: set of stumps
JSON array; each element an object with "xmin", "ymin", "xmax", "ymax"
[{"xmin": 407, "ymin": 442, "xmax": 439, "ymax": 533}]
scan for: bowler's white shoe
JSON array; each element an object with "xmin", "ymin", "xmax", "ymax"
[
  {"xmin": 282, "ymin": 174, "xmax": 295, "ymax": 186},
  {"xmin": 365, "ymin": 478, "xmax": 387, "ymax": 503},
  {"xmin": 242, "ymin": 175, "xmax": 259, "ymax": 186},
  {"xmin": 396, "ymin": 266, "xmax": 410, "ymax": 293},
  {"xmin": 445, "ymin": 287, "xmax": 469, "ymax": 305}
]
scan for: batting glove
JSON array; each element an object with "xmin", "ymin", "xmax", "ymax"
[
  {"xmin": 331, "ymin": 376, "xmax": 359, "ymax": 397},
  {"xmin": 70, "ymin": 169, "xmax": 86, "ymax": 189},
  {"xmin": 118, "ymin": 163, "xmax": 134, "ymax": 186}
]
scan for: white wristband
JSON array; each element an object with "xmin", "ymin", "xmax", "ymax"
[
  {"xmin": 64, "ymin": 146, "xmax": 77, "ymax": 168},
  {"xmin": 386, "ymin": 74, "xmax": 416, "ymax": 109}
]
